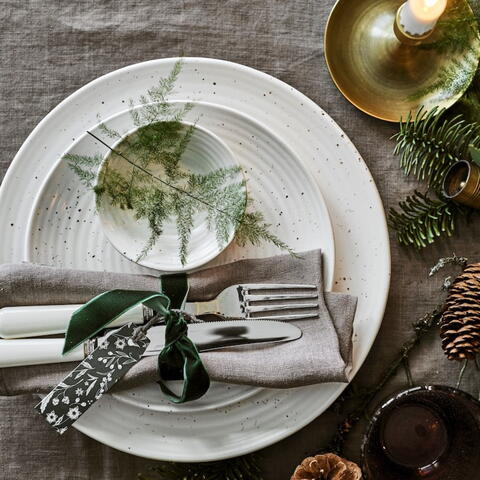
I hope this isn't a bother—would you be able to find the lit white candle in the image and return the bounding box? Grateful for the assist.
[399,0,448,35]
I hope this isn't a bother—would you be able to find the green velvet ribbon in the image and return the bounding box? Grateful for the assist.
[63,281,210,403]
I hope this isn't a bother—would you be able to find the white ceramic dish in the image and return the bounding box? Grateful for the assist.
[96,120,244,271]
[26,99,336,418]
[26,100,335,281]
[0,58,390,461]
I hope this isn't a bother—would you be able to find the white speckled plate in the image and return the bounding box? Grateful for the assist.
[0,58,390,461]
[96,121,245,272]
[26,101,335,281]
[25,99,336,416]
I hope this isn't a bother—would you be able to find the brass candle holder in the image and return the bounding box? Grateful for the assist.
[324,0,479,122]
[443,160,480,209]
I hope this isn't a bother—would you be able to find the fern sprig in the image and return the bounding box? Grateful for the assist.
[393,107,480,191]
[67,60,293,265]
[64,153,104,189]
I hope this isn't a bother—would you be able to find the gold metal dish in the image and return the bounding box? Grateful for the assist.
[324,0,479,122]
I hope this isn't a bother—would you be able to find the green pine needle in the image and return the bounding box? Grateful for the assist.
[137,454,264,480]
[419,0,479,54]
[469,144,480,166]
[393,107,480,191]
[388,191,459,248]
[406,0,480,102]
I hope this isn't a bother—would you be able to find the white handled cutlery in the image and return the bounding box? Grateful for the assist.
[0,320,302,367]
[0,283,318,339]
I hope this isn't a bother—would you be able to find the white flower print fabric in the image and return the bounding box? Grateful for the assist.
[35,323,150,433]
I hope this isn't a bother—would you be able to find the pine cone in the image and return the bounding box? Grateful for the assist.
[440,262,480,361]
[290,453,362,480]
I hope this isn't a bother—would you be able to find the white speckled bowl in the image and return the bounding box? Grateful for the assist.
[96,120,244,272]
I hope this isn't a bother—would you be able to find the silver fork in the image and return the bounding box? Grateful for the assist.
[186,283,319,321]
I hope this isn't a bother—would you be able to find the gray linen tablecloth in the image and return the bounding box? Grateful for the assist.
[2,1,480,479]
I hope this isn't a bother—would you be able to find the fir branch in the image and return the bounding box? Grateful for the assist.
[138,454,264,480]
[388,191,459,249]
[393,107,480,191]
[405,0,480,102]
[449,70,480,122]
[408,54,479,102]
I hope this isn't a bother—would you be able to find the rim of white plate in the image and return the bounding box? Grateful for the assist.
[95,119,244,271]
[1,57,391,460]
[25,98,336,286]
[24,97,338,421]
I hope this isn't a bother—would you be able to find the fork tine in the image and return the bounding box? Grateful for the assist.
[251,313,318,321]
[244,293,318,302]
[247,303,319,313]
[242,284,317,290]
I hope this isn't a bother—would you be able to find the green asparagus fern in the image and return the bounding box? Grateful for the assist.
[66,59,292,265]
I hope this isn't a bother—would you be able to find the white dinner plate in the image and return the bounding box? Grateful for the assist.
[0,58,390,461]
[26,99,336,413]
[26,101,335,282]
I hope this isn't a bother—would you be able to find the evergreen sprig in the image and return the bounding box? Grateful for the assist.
[407,0,480,102]
[137,454,264,480]
[393,107,480,191]
[390,86,480,249]
[66,60,292,265]
[388,191,460,248]
[419,0,479,54]
[456,70,480,122]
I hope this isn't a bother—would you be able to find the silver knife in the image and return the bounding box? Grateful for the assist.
[0,320,302,368]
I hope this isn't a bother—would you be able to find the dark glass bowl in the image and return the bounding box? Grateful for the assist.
[362,385,480,479]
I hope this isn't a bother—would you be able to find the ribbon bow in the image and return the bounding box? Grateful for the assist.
[62,285,210,404]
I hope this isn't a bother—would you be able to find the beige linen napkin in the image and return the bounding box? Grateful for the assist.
[0,250,357,394]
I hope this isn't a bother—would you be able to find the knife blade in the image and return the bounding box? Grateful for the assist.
[0,320,302,368]
[143,320,302,354]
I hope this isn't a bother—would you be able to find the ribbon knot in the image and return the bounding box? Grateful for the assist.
[157,310,210,403]
[163,311,189,345]
[63,289,210,404]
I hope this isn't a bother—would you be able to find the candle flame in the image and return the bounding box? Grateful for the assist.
[408,0,447,22]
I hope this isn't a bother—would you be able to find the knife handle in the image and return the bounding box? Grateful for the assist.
[0,304,145,339]
[0,338,85,368]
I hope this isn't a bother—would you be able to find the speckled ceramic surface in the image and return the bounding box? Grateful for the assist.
[96,119,244,271]
[26,101,335,278]
[0,58,390,461]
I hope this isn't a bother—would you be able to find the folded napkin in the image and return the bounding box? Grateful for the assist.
[0,250,357,395]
